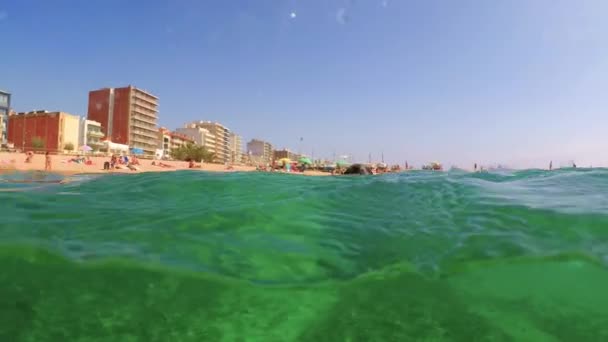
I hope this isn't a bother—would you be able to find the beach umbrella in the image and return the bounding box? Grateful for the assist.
[299,157,312,165]
[130,148,144,155]
[278,158,291,165]
[80,145,92,152]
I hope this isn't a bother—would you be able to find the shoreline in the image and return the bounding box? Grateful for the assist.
[0,152,330,177]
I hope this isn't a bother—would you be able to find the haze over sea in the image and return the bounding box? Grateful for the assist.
[1,169,608,341]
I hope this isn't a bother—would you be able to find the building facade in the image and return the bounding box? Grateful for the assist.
[7,111,80,153]
[186,121,230,163]
[229,133,242,164]
[158,128,171,157]
[0,90,11,145]
[79,118,104,151]
[87,85,158,155]
[246,139,273,163]
[175,125,216,154]
[273,148,300,161]
[158,127,195,158]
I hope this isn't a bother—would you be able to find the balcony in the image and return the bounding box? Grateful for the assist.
[131,119,156,131]
[131,129,158,140]
[131,100,158,113]
[133,91,158,105]
[132,104,157,118]
[131,114,156,126]
[87,130,104,138]
[131,138,157,150]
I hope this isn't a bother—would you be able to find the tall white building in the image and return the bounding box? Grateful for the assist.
[186,121,230,163]
[229,133,242,164]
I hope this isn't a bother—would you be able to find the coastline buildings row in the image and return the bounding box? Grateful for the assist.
[0,85,292,165]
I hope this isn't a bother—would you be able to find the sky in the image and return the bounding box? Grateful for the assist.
[2,0,608,168]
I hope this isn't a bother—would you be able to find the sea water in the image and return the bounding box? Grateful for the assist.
[1,169,608,341]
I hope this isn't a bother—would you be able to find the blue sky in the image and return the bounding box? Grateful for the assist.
[2,0,608,168]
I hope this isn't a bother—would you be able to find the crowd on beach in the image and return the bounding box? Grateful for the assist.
[0,150,258,175]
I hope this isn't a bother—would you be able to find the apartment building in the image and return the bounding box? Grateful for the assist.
[246,139,273,163]
[0,90,11,145]
[186,121,230,163]
[7,110,80,152]
[229,132,242,164]
[158,127,194,158]
[79,118,104,151]
[87,85,158,155]
[175,125,216,154]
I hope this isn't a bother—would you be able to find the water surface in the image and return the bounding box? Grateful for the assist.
[1,169,608,341]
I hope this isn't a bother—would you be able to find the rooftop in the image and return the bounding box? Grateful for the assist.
[190,121,230,131]
[91,85,158,99]
[15,110,78,118]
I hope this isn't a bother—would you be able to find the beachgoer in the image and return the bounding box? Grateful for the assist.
[152,161,172,168]
[549,161,552,171]
[474,163,477,172]
[45,152,51,171]
[25,152,33,163]
[189,160,195,168]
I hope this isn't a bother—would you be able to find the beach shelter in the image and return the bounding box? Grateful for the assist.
[80,145,92,152]
[103,140,129,153]
[130,147,144,155]
[336,160,349,167]
[299,157,312,165]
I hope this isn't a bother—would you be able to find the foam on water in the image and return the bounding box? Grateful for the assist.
[1,169,608,340]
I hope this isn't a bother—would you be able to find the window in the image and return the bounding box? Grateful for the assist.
[0,95,7,107]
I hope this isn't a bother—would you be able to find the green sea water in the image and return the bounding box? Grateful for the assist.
[1,169,608,341]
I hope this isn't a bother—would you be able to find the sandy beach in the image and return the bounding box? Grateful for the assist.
[0,152,328,176]
[0,152,256,175]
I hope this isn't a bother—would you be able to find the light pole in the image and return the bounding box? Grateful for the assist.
[298,137,303,156]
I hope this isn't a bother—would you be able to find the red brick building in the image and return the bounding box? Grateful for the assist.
[7,111,81,153]
[87,86,158,155]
